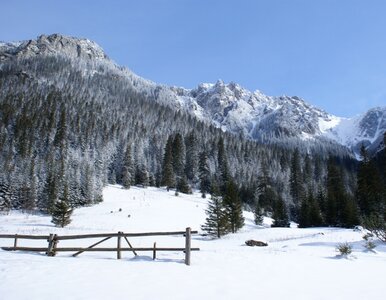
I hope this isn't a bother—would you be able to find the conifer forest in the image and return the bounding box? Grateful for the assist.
[0,38,385,230]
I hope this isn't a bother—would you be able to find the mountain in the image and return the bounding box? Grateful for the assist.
[1,34,384,156]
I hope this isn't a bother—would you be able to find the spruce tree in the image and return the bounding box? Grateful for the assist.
[135,164,149,187]
[0,179,11,212]
[298,196,311,228]
[176,175,192,194]
[309,192,323,227]
[223,180,244,233]
[198,151,211,198]
[289,148,304,210]
[254,202,264,225]
[326,156,340,225]
[51,199,73,227]
[172,133,185,177]
[184,132,198,182]
[357,145,383,217]
[272,196,290,227]
[161,136,175,188]
[341,196,359,227]
[217,137,230,190]
[201,184,229,238]
[121,144,134,189]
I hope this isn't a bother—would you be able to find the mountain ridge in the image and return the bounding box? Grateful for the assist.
[1,33,385,156]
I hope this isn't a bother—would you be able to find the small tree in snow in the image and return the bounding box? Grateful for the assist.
[201,185,229,238]
[51,200,73,227]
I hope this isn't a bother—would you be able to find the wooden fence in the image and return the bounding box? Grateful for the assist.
[0,228,199,265]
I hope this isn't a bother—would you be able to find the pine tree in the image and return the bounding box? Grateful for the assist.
[256,160,275,211]
[121,144,134,189]
[135,163,149,187]
[326,156,340,225]
[272,196,290,227]
[217,137,230,190]
[298,196,311,228]
[184,132,198,182]
[309,192,323,227]
[0,179,11,212]
[44,168,58,213]
[341,196,359,227]
[161,136,175,188]
[198,151,211,198]
[53,105,67,149]
[357,144,383,217]
[201,184,229,238]
[223,180,244,233]
[51,199,73,227]
[176,175,192,194]
[289,148,304,210]
[298,190,322,228]
[254,202,264,225]
[172,133,185,177]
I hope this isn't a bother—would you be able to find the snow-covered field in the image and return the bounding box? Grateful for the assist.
[1,185,385,300]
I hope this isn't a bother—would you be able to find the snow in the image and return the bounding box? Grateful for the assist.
[318,115,342,133]
[1,185,386,300]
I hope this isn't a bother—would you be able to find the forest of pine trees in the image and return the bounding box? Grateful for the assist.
[0,50,385,232]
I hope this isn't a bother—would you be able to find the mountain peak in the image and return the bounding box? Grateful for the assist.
[0,33,108,61]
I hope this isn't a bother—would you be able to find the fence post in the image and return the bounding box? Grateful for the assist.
[47,233,55,256]
[14,234,18,250]
[153,242,156,260]
[52,234,58,256]
[117,231,122,259]
[185,227,191,266]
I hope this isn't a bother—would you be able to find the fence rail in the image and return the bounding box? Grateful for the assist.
[0,228,200,265]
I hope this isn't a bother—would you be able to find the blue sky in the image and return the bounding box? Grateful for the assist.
[1,0,386,117]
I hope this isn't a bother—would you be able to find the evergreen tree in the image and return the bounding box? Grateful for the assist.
[51,199,73,227]
[223,180,244,233]
[161,136,175,188]
[341,196,359,227]
[184,132,198,182]
[326,156,340,225]
[289,148,304,210]
[176,175,192,194]
[298,190,322,228]
[198,151,211,198]
[256,160,275,211]
[121,144,134,189]
[217,137,230,189]
[135,163,149,187]
[201,184,229,238]
[316,186,326,222]
[53,105,67,149]
[0,179,11,212]
[44,168,58,213]
[172,133,185,177]
[357,145,383,217]
[254,202,264,225]
[298,196,311,228]
[309,192,323,227]
[272,196,290,227]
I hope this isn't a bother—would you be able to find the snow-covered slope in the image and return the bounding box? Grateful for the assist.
[1,185,386,300]
[324,107,386,155]
[1,34,385,156]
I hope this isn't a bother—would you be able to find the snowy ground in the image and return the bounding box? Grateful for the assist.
[1,185,386,300]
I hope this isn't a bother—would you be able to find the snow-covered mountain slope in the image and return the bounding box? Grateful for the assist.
[1,185,386,300]
[324,107,386,155]
[1,34,385,156]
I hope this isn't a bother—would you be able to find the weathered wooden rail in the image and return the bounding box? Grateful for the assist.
[0,228,200,265]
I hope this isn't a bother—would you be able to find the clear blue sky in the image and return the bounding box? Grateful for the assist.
[1,0,386,117]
